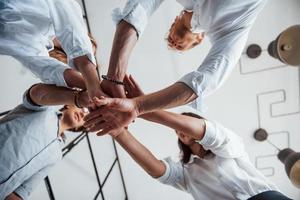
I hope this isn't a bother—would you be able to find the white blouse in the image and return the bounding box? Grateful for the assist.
[112,0,267,111]
[157,120,279,200]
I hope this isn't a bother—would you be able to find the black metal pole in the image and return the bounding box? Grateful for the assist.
[112,139,128,199]
[44,176,55,200]
[85,133,105,200]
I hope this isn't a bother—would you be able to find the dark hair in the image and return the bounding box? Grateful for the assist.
[68,126,85,133]
[178,112,204,164]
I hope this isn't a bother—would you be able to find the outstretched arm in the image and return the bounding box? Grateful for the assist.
[101,21,138,98]
[28,84,90,108]
[141,111,205,141]
[73,56,103,99]
[101,0,165,97]
[124,75,205,140]
[48,0,104,99]
[63,68,86,89]
[4,193,21,200]
[114,129,166,178]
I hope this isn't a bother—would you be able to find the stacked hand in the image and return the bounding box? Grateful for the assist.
[84,74,144,136]
[84,83,109,111]
[100,78,126,98]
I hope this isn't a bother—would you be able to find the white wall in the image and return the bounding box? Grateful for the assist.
[0,0,299,199]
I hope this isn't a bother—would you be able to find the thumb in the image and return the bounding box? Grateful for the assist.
[92,96,122,109]
[92,96,112,107]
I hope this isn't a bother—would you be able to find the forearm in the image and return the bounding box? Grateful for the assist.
[141,111,205,140]
[107,20,138,80]
[136,82,197,115]
[63,68,86,89]
[5,193,22,200]
[29,84,77,106]
[73,56,100,90]
[115,129,166,178]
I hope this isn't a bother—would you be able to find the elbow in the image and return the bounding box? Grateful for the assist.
[148,171,163,179]
[147,161,166,179]
[29,84,47,105]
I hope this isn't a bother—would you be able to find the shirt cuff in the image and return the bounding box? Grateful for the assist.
[14,185,30,200]
[156,159,171,183]
[198,120,217,147]
[53,64,69,87]
[67,48,97,69]
[22,88,47,111]
[177,71,208,111]
[111,2,148,37]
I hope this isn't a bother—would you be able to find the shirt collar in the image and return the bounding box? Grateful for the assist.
[186,151,215,164]
[176,0,206,33]
[56,112,66,142]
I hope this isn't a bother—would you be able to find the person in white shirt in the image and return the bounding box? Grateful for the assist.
[93,75,291,200]
[87,0,267,133]
[0,0,104,99]
[48,34,98,90]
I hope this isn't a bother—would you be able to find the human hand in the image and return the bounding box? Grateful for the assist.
[87,87,111,111]
[108,128,126,138]
[83,96,139,135]
[76,90,91,108]
[124,74,144,98]
[87,84,108,98]
[100,79,126,98]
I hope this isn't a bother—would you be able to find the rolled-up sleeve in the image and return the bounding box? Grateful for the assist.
[157,157,186,191]
[178,26,251,111]
[47,0,96,68]
[14,55,69,87]
[112,0,165,37]
[22,88,48,111]
[199,120,247,158]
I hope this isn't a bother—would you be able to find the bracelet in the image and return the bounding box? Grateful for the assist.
[101,75,124,86]
[74,90,83,108]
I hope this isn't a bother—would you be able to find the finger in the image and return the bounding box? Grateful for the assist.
[124,80,131,95]
[84,114,105,128]
[89,122,111,132]
[96,131,107,136]
[96,127,113,136]
[88,102,97,111]
[84,109,104,121]
[124,74,130,81]
[127,74,136,89]
[90,114,115,132]
[84,117,105,128]
[92,96,109,107]
[129,75,143,93]
[128,74,137,87]
[124,75,133,93]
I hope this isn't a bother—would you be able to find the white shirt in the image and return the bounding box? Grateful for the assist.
[157,120,279,200]
[112,0,267,110]
[0,0,96,87]
[0,90,63,200]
